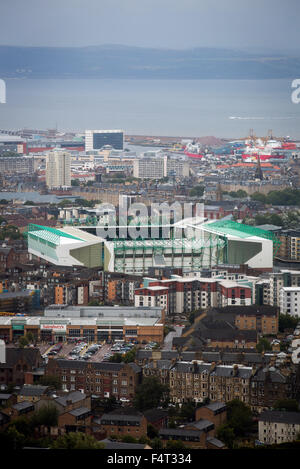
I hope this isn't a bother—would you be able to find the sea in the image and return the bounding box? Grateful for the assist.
[0,78,300,139]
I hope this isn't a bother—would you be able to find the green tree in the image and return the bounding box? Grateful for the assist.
[180,401,195,421]
[8,416,32,438]
[31,404,59,429]
[0,425,25,450]
[216,424,235,449]
[109,353,123,363]
[122,347,136,363]
[188,311,196,325]
[189,185,204,197]
[147,424,159,439]
[226,399,254,437]
[133,376,169,411]
[57,199,73,207]
[256,337,272,353]
[88,299,101,306]
[273,399,299,412]
[168,418,177,429]
[38,374,62,390]
[151,437,162,450]
[166,440,185,450]
[51,432,104,449]
[121,435,138,443]
[71,179,80,186]
[25,332,35,344]
[251,192,267,203]
[18,336,29,348]
[279,313,299,332]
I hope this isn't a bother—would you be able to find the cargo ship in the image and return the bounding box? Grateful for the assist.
[240,137,296,161]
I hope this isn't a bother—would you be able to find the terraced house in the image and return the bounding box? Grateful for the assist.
[169,361,253,405]
[46,358,141,400]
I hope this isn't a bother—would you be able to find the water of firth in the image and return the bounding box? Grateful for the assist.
[1,78,299,139]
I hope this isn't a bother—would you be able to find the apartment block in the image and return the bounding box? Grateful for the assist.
[280,287,300,317]
[258,411,300,445]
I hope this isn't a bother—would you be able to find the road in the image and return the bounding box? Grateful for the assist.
[162,325,184,351]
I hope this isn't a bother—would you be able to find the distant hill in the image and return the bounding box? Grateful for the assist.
[0,44,299,79]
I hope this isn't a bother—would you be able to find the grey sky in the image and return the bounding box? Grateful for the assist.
[0,0,300,51]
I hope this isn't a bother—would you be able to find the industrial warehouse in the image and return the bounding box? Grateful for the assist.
[26,218,278,275]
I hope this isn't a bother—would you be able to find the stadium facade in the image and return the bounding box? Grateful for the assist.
[26,219,278,275]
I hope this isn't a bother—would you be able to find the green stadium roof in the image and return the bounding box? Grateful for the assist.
[26,224,83,245]
[203,220,281,256]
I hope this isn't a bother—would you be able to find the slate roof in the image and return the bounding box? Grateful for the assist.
[69,407,91,417]
[54,359,141,373]
[204,402,226,414]
[0,394,12,400]
[252,368,287,383]
[101,439,148,450]
[259,411,300,425]
[100,408,143,423]
[12,401,35,412]
[55,391,87,407]
[159,428,202,438]
[143,408,168,424]
[206,437,225,448]
[20,385,48,397]
[1,347,42,369]
[144,360,172,370]
[188,419,214,431]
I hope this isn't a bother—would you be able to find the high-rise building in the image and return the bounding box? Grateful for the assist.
[133,155,189,179]
[46,149,71,189]
[85,130,124,152]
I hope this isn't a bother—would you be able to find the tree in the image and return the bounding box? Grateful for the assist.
[18,336,29,348]
[166,440,185,450]
[51,432,104,449]
[188,311,196,325]
[8,416,32,438]
[109,353,122,363]
[38,374,62,390]
[0,425,25,450]
[256,337,272,353]
[23,200,35,205]
[88,299,101,306]
[279,313,299,332]
[121,435,138,443]
[133,376,169,411]
[122,347,136,363]
[216,424,235,449]
[251,192,267,204]
[25,332,35,344]
[180,401,195,421]
[168,418,177,429]
[31,404,59,429]
[189,185,204,197]
[226,399,254,437]
[273,399,299,412]
[71,179,80,186]
[151,437,162,450]
[147,424,159,439]
[57,199,73,208]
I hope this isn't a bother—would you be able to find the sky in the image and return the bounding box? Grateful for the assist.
[0,0,300,52]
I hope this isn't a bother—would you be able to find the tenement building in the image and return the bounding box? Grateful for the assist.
[45,358,141,401]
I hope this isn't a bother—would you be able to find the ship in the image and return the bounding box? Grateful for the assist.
[240,137,295,161]
[184,142,204,159]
